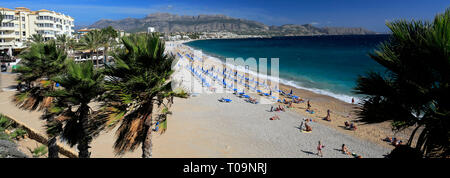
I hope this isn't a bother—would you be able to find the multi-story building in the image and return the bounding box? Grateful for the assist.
[0,7,75,55]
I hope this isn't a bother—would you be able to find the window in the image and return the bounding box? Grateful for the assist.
[16,39,20,42]
[23,31,26,36]
[22,24,25,28]
[0,39,5,43]
[37,23,54,28]
[1,23,15,27]
[22,17,25,21]
[3,15,14,20]
[15,31,19,35]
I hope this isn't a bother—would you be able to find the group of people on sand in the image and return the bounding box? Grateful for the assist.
[299,118,313,132]
[315,141,361,158]
[383,137,404,147]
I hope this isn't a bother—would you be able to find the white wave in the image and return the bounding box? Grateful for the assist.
[183,43,362,104]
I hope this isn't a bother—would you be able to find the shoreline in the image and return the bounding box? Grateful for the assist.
[169,41,413,150]
[181,40,361,104]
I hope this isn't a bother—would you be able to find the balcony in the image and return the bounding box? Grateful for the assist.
[0,26,15,31]
[0,33,17,39]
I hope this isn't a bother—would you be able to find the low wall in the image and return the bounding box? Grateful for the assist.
[1,113,78,158]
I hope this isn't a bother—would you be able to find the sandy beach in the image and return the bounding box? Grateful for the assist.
[0,40,399,158]
[166,40,413,153]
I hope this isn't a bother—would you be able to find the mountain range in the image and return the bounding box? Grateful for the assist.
[84,13,378,36]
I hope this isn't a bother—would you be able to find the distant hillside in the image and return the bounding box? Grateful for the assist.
[86,13,377,36]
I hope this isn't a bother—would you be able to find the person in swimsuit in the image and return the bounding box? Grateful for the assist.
[305,122,312,132]
[317,141,324,157]
[307,100,311,111]
[342,144,350,155]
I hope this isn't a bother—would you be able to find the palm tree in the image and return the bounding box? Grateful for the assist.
[56,34,69,52]
[13,41,68,158]
[79,30,103,68]
[100,26,118,64]
[29,34,45,44]
[101,33,187,158]
[354,8,450,158]
[47,61,105,158]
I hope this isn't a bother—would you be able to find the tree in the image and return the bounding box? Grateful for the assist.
[100,26,118,64]
[56,34,69,52]
[47,61,105,158]
[354,8,450,158]
[13,41,68,158]
[79,30,103,68]
[101,33,187,158]
[28,34,45,44]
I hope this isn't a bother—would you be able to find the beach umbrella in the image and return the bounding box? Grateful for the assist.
[257,90,261,93]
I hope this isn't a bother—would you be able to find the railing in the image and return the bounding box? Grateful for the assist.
[0,33,17,38]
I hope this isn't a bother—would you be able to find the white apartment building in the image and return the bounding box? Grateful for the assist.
[0,7,75,55]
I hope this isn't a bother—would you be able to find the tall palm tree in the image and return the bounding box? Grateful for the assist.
[79,30,103,68]
[101,26,118,64]
[13,41,68,158]
[47,61,105,158]
[56,34,69,52]
[101,33,187,158]
[354,8,450,158]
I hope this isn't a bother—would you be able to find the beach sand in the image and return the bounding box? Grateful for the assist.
[0,40,402,158]
[168,40,414,152]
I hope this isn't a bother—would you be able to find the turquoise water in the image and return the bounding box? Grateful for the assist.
[185,35,389,102]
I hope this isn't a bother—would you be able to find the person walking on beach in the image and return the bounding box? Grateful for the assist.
[317,141,324,157]
[307,100,311,111]
[351,98,355,104]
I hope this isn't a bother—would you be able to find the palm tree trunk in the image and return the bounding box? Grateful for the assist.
[90,50,94,65]
[142,104,154,158]
[95,50,99,68]
[77,104,92,158]
[47,136,59,158]
[103,46,108,64]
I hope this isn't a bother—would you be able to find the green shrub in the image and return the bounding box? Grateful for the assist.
[9,128,27,140]
[28,145,48,158]
[0,115,13,129]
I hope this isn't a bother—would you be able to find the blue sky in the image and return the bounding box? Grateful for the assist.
[1,0,449,32]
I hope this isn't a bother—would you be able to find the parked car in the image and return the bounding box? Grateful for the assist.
[1,64,7,72]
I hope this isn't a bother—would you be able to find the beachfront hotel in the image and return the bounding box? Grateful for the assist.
[0,7,75,55]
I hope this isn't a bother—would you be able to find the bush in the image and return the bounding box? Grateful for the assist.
[9,128,27,140]
[28,145,48,158]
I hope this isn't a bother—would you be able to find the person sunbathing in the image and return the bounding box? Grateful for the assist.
[304,123,312,132]
[345,121,350,128]
[270,115,280,120]
[349,123,357,130]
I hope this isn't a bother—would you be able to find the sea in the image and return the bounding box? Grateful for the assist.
[184,35,390,103]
